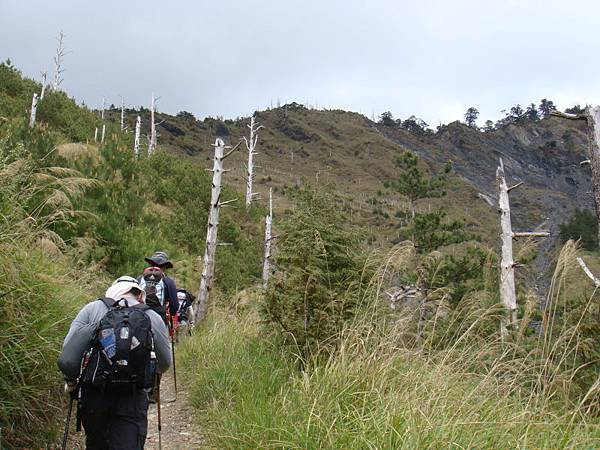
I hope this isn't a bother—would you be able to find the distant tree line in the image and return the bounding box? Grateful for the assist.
[378,99,586,135]
[378,111,433,135]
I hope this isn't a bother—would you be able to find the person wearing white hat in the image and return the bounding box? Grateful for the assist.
[58,276,172,449]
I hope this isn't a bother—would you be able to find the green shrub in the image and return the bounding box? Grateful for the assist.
[559,208,598,250]
[261,187,366,359]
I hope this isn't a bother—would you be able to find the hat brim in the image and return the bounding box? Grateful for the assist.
[106,281,147,303]
[144,257,173,269]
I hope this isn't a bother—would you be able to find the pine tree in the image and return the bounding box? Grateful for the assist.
[385,151,448,218]
[464,107,479,127]
[539,98,556,117]
[261,187,365,359]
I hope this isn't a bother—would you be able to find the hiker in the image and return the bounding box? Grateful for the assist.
[138,251,179,330]
[176,288,195,336]
[58,275,172,450]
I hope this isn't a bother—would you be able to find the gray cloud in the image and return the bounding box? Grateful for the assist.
[1,0,598,126]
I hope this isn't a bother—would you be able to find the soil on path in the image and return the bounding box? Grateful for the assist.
[145,368,204,449]
[56,367,203,449]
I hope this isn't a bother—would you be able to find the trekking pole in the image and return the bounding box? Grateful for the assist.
[61,397,74,450]
[168,301,178,397]
[156,373,162,450]
[171,333,177,396]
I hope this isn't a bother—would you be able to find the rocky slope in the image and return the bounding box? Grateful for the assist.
[113,104,593,251]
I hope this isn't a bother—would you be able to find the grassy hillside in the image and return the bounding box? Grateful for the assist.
[108,101,591,254]
[0,62,264,448]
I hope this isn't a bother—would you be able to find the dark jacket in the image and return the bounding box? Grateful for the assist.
[162,275,179,316]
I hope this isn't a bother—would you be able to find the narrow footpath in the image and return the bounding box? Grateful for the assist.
[145,368,204,449]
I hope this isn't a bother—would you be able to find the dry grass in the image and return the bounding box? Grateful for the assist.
[182,241,600,449]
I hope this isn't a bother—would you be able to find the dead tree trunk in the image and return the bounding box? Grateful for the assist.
[262,187,273,290]
[243,115,264,207]
[120,96,125,131]
[94,127,98,142]
[195,139,239,322]
[101,97,105,121]
[148,93,157,156]
[497,158,549,339]
[40,71,47,100]
[497,158,518,339]
[29,93,38,128]
[51,31,66,91]
[134,116,141,158]
[585,106,600,246]
[101,124,106,144]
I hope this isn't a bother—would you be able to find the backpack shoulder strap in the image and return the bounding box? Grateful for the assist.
[99,297,117,309]
[132,303,151,313]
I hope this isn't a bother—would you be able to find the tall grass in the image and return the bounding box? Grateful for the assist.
[181,242,600,449]
[0,148,104,447]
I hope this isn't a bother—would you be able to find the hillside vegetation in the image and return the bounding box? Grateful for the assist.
[0,62,263,448]
[1,59,599,449]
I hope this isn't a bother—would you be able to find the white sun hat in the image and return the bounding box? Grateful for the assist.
[105,275,146,303]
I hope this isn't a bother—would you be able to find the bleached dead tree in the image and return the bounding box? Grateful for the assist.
[243,115,264,207]
[497,157,549,339]
[101,97,106,121]
[551,107,600,248]
[94,127,98,142]
[101,124,106,144]
[195,139,240,322]
[120,96,125,131]
[148,93,158,156]
[51,31,67,91]
[262,188,274,290]
[40,71,47,100]
[577,257,600,287]
[29,93,38,128]
[134,116,141,158]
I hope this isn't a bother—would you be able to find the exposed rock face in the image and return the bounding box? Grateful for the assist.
[159,120,186,137]
[378,117,592,236]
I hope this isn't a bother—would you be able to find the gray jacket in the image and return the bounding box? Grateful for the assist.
[58,298,172,381]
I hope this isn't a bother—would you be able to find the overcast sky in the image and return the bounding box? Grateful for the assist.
[1,0,598,126]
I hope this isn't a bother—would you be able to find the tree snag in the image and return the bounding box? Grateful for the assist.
[40,71,47,100]
[243,115,264,207]
[262,187,274,290]
[29,93,38,128]
[134,116,141,159]
[497,157,549,339]
[51,31,67,91]
[148,93,158,156]
[195,139,240,322]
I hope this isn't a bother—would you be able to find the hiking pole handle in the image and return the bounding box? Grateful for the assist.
[61,397,74,450]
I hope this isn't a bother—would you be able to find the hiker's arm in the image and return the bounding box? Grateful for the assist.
[165,277,179,316]
[148,311,172,373]
[57,301,104,380]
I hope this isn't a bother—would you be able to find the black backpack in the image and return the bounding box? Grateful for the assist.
[82,298,155,394]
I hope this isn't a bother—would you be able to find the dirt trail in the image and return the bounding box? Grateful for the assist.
[57,367,203,449]
[145,368,204,449]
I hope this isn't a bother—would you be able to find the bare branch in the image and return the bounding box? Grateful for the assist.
[512,231,550,238]
[507,181,523,192]
[223,140,242,160]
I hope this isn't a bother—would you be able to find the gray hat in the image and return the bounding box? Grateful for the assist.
[144,251,173,269]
